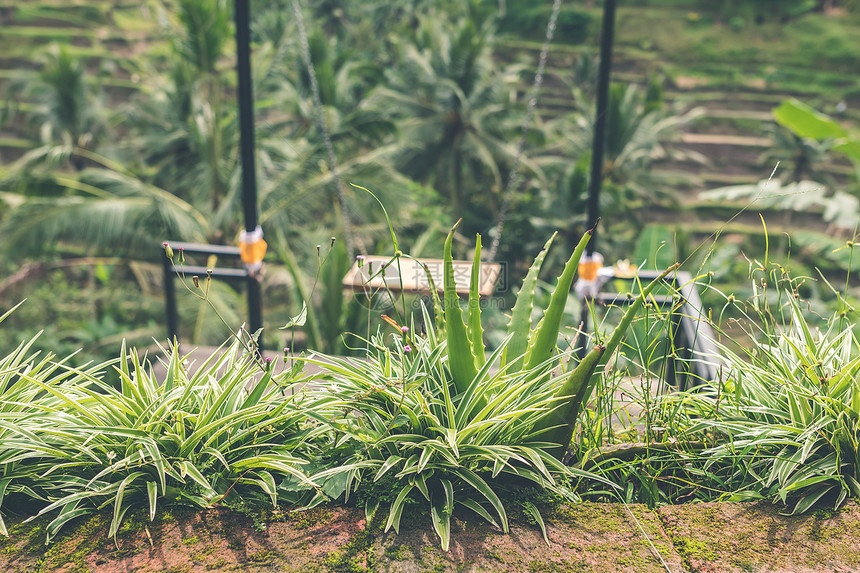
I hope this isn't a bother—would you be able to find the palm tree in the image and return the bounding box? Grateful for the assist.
[759,123,832,183]
[0,0,234,257]
[254,7,426,256]
[0,0,442,351]
[547,78,703,224]
[20,44,106,152]
[363,9,536,232]
[1,44,109,186]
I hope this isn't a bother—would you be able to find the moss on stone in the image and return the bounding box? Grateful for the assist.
[527,560,582,572]
[324,526,373,572]
[287,506,335,530]
[204,556,229,570]
[247,548,279,563]
[671,535,719,562]
[383,543,410,560]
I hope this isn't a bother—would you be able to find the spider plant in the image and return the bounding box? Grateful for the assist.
[692,289,860,514]
[303,312,604,551]
[435,220,679,459]
[0,302,93,536]
[648,252,860,515]
[0,335,321,542]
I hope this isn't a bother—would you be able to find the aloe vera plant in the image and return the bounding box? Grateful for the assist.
[531,265,679,458]
[439,222,679,459]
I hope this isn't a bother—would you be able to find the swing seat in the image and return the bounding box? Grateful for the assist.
[342,256,502,298]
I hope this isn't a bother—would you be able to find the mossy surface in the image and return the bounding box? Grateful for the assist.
[0,509,149,573]
[286,506,335,530]
[4,501,860,571]
[658,500,860,573]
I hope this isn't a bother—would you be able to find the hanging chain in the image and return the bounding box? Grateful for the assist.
[290,0,356,256]
[487,0,562,262]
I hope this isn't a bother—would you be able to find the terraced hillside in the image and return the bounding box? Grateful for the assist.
[501,3,860,256]
[0,1,160,166]
[3,0,859,270]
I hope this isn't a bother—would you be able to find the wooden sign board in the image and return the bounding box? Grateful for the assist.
[342,256,502,298]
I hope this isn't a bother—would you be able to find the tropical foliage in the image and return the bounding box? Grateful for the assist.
[706,294,860,514]
[3,0,860,553]
[0,220,683,549]
[6,214,860,549]
[0,0,715,359]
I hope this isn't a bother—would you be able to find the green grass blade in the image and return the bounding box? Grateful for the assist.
[178,461,213,491]
[385,484,414,534]
[147,481,158,521]
[366,498,379,525]
[164,342,180,393]
[457,497,501,530]
[419,262,446,335]
[201,447,230,470]
[352,184,398,251]
[790,484,836,514]
[249,470,278,507]
[46,506,91,544]
[241,367,273,410]
[0,478,11,537]
[374,456,403,482]
[0,301,25,324]
[451,467,508,533]
[231,456,315,486]
[110,471,144,538]
[522,501,549,545]
[598,264,680,372]
[430,479,454,551]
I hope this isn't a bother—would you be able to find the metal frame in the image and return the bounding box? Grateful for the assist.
[158,0,265,346]
[591,270,721,390]
[161,241,262,344]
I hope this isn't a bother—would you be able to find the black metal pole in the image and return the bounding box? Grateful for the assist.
[234,0,264,340]
[578,0,616,358]
[585,0,616,257]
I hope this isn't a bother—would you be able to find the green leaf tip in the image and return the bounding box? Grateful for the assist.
[444,222,477,395]
[504,233,557,370]
[525,230,592,370]
[468,233,486,367]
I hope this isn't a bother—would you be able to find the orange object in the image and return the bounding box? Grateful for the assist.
[240,238,267,265]
[578,253,603,281]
